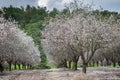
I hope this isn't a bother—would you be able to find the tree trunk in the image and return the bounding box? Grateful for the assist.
[27,64,29,69]
[9,62,12,71]
[30,65,32,69]
[82,63,87,74]
[0,63,4,72]
[63,60,67,68]
[113,61,116,67]
[100,60,103,66]
[68,61,72,69]
[96,61,99,67]
[14,63,17,70]
[118,61,120,66]
[72,56,79,70]
[73,61,77,70]
[106,59,109,66]
[18,64,21,70]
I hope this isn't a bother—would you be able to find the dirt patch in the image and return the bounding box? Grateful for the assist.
[0,67,120,80]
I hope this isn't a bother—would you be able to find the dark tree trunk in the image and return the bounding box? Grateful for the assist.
[113,61,116,67]
[96,61,99,67]
[0,63,4,72]
[22,63,26,70]
[63,60,67,68]
[100,60,103,66]
[73,61,77,70]
[14,63,17,70]
[118,61,120,66]
[82,63,87,74]
[27,64,30,69]
[30,65,32,69]
[106,59,109,66]
[72,56,79,70]
[68,61,72,69]
[81,53,87,74]
[18,64,21,70]
[9,62,12,71]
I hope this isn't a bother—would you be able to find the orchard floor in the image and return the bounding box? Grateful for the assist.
[0,67,120,80]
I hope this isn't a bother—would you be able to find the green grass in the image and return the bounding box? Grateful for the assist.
[111,62,119,67]
[66,61,81,68]
[50,65,57,69]
[11,64,14,70]
[77,64,81,68]
[4,62,120,71]
[4,64,28,70]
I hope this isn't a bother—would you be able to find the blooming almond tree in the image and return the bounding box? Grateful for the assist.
[42,16,74,68]
[0,17,41,72]
[69,12,120,73]
[42,9,120,73]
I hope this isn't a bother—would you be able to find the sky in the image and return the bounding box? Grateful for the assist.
[0,0,120,13]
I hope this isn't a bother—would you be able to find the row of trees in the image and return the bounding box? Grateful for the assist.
[0,5,120,69]
[0,17,41,72]
[41,8,120,73]
[0,2,120,71]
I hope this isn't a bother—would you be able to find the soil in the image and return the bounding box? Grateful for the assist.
[0,67,120,80]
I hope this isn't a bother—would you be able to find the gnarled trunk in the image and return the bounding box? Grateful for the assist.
[82,63,87,74]
[72,56,79,70]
